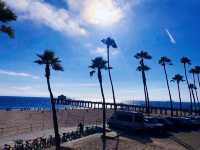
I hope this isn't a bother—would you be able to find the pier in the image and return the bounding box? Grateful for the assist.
[56,98,194,117]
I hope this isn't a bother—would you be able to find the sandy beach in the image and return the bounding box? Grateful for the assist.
[0,109,113,139]
[1,109,200,150]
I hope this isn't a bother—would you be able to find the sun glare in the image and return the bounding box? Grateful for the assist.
[82,0,123,27]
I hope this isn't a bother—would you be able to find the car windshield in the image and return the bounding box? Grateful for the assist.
[147,118,158,123]
[116,113,132,122]
[135,115,144,123]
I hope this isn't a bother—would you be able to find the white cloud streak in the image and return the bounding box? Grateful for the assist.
[0,69,39,79]
[11,86,32,91]
[165,28,176,44]
[4,0,87,36]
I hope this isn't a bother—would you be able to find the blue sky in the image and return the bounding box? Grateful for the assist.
[0,0,200,102]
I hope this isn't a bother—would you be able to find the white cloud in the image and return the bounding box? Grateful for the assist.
[0,69,39,79]
[4,0,87,36]
[0,85,48,96]
[92,47,119,57]
[95,47,107,56]
[165,28,176,44]
[67,0,124,27]
[11,86,32,91]
[54,82,97,88]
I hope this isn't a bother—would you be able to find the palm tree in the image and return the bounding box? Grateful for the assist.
[101,37,118,112]
[171,74,184,114]
[34,50,63,150]
[180,57,193,113]
[89,57,108,138]
[134,51,152,114]
[194,66,200,88]
[189,83,197,112]
[0,0,17,38]
[136,64,151,113]
[159,56,173,116]
[189,68,200,109]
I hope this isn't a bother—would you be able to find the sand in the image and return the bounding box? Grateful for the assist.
[0,109,113,138]
[1,109,200,150]
[59,130,200,150]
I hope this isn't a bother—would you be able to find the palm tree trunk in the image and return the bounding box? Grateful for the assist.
[163,65,173,116]
[197,74,200,111]
[98,68,106,138]
[107,45,117,112]
[141,71,148,113]
[46,65,60,150]
[197,74,200,88]
[144,72,150,114]
[177,82,182,115]
[140,59,148,113]
[192,73,200,111]
[184,64,193,114]
[191,88,197,113]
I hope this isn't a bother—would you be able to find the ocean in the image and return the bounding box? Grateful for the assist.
[0,96,51,110]
[0,96,192,110]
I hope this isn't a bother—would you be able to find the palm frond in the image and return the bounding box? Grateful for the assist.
[90,70,96,77]
[34,60,44,65]
[158,56,172,66]
[101,39,107,45]
[134,50,152,60]
[194,66,200,73]
[170,79,175,82]
[52,63,64,71]
[101,37,117,48]
[90,57,108,70]
[189,68,196,74]
[188,83,195,89]
[0,0,17,22]
[35,50,63,72]
[171,74,184,83]
[180,57,191,65]
[0,25,14,38]
[137,64,150,72]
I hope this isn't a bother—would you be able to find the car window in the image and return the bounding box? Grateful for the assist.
[135,115,144,123]
[116,114,132,122]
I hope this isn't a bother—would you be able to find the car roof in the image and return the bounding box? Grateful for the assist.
[115,111,143,116]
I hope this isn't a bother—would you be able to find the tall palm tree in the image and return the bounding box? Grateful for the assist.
[180,57,193,113]
[34,50,63,150]
[189,83,197,112]
[89,57,108,138]
[159,56,173,116]
[194,66,200,88]
[189,68,200,108]
[0,0,17,38]
[134,51,152,114]
[136,64,151,113]
[171,74,184,114]
[101,37,118,112]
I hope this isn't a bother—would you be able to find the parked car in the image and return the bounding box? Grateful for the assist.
[166,117,193,129]
[156,117,174,130]
[186,116,200,128]
[144,116,164,132]
[108,111,145,131]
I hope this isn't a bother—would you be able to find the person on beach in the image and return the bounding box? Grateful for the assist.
[78,122,84,136]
